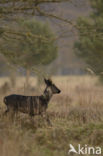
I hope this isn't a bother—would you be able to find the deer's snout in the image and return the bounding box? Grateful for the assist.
[58,89,61,93]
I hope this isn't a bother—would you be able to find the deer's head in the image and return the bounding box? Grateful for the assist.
[44,79,61,94]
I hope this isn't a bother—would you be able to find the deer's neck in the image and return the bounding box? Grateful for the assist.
[43,86,53,103]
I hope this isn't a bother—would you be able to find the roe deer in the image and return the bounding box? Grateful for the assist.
[3,79,61,123]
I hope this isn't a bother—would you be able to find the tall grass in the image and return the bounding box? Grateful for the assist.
[0,76,103,156]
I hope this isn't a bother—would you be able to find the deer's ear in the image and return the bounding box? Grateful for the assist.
[47,79,52,86]
[44,78,48,84]
[48,79,52,83]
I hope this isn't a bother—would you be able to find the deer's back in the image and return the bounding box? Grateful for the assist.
[4,94,48,115]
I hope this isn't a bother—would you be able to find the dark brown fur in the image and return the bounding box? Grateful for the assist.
[3,79,61,121]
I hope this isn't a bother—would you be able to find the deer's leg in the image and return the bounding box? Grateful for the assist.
[7,104,18,122]
[29,106,35,124]
[29,112,34,117]
[29,109,34,120]
[3,105,9,116]
[3,108,9,116]
[41,112,52,126]
[29,113,35,125]
[4,108,9,114]
[29,101,34,117]
[9,108,15,121]
[46,113,52,126]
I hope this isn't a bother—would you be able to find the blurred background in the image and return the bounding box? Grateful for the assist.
[0,0,91,77]
[0,0,103,92]
[0,0,102,83]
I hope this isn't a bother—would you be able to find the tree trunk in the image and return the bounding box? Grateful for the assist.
[10,69,16,89]
[25,68,31,89]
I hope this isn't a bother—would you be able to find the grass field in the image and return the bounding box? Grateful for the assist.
[0,76,103,156]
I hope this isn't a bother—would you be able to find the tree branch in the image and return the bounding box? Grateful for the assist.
[0,27,54,42]
[36,6,77,27]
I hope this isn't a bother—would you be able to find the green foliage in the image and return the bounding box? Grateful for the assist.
[91,0,103,15]
[74,0,103,75]
[0,19,57,70]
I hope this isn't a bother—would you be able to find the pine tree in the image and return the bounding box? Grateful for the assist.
[0,19,57,87]
[74,0,103,78]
